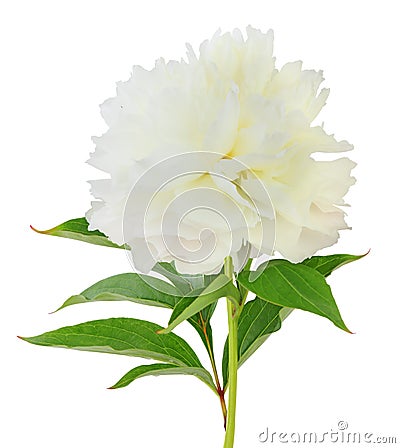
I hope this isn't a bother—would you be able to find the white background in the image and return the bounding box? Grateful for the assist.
[2,1,399,447]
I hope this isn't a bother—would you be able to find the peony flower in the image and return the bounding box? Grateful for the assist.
[86,26,355,274]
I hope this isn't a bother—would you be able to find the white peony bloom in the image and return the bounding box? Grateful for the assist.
[86,26,355,274]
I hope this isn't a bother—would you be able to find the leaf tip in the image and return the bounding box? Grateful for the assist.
[341,324,354,334]
[351,249,370,262]
[49,304,64,314]
[18,335,39,344]
[30,224,48,235]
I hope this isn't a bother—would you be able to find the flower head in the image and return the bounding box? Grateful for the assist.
[87,26,355,274]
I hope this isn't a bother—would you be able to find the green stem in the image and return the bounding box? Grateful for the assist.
[237,258,252,316]
[223,256,238,448]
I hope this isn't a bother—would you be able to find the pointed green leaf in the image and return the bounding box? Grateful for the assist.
[54,273,182,312]
[221,252,366,385]
[301,252,368,277]
[20,318,202,368]
[238,260,351,333]
[109,363,216,393]
[31,217,125,249]
[158,274,240,334]
[54,273,215,360]
[222,298,282,387]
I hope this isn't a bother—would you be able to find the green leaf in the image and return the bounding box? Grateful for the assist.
[152,262,193,295]
[54,273,182,312]
[301,252,368,277]
[221,253,366,385]
[53,273,216,361]
[153,262,220,295]
[151,263,219,341]
[31,217,125,249]
[237,260,351,333]
[109,363,216,392]
[222,298,282,387]
[158,274,241,334]
[20,318,203,368]
[168,295,202,326]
